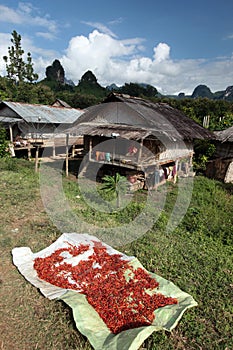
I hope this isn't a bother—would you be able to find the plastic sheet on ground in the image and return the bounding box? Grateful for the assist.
[12,233,198,350]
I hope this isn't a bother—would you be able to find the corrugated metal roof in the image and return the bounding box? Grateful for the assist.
[1,101,83,124]
[0,116,21,123]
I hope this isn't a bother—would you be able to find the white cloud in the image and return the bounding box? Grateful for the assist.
[1,25,233,95]
[82,21,118,38]
[36,32,56,40]
[153,43,170,62]
[61,30,142,82]
[0,33,11,74]
[0,3,58,35]
[225,34,233,40]
[108,17,124,26]
[0,33,11,50]
[59,30,233,95]
[0,5,22,24]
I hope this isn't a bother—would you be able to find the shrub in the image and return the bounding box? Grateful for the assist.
[0,126,10,158]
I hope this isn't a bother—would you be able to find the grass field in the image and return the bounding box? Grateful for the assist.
[0,158,232,350]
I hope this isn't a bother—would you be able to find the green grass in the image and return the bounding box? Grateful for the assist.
[0,158,232,350]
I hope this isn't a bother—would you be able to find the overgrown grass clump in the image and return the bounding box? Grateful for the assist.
[0,158,232,350]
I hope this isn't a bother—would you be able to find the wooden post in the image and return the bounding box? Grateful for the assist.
[28,144,31,161]
[53,136,56,157]
[137,139,143,164]
[72,144,75,158]
[89,137,93,161]
[65,133,69,177]
[35,146,39,172]
[9,125,13,143]
[113,138,116,162]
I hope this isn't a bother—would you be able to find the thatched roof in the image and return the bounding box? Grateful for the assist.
[214,126,233,143]
[67,93,212,141]
[68,122,152,140]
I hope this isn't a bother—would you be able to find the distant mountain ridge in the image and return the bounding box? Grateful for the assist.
[107,82,233,101]
[189,84,233,101]
[41,60,233,101]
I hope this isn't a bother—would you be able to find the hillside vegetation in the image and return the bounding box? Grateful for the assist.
[1,69,233,130]
[0,158,232,350]
[1,30,233,130]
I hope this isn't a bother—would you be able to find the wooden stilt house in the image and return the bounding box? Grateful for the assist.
[66,93,213,189]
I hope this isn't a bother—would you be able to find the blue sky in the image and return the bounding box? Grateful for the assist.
[0,0,233,95]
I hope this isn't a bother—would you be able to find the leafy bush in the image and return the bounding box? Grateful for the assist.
[0,126,10,158]
[0,157,34,172]
[193,139,216,173]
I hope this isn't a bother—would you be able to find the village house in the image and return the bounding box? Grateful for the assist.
[206,126,233,183]
[66,93,212,190]
[0,100,83,157]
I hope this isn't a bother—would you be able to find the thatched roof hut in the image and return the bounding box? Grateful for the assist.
[66,93,214,188]
[69,93,212,142]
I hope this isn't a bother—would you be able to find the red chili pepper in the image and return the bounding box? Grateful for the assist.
[33,241,178,334]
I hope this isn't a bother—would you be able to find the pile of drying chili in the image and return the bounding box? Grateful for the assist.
[33,240,178,334]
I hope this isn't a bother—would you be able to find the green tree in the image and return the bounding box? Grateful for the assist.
[0,76,55,104]
[14,81,37,102]
[77,71,107,98]
[119,82,158,98]
[32,84,55,104]
[217,113,233,130]
[3,30,38,83]
[25,52,38,83]
[0,76,15,100]
[69,92,100,108]
[167,97,233,130]
[193,140,216,173]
